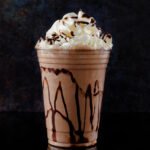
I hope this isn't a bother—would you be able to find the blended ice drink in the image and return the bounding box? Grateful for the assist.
[35,10,113,147]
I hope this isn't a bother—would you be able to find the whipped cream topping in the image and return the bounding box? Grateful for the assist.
[36,10,113,50]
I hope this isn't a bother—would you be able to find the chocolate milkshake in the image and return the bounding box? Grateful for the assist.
[35,10,112,147]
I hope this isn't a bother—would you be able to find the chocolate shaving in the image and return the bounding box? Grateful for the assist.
[54,36,59,39]
[76,21,89,24]
[97,26,101,30]
[62,32,66,36]
[71,16,78,19]
[102,34,105,39]
[60,35,64,38]
[52,33,57,37]
[100,33,104,39]
[64,17,68,19]
[82,13,90,18]
[70,31,74,36]
[38,38,42,42]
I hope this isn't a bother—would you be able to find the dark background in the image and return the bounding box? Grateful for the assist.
[0,0,149,112]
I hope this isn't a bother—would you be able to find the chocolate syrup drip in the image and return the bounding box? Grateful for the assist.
[75,85,82,133]
[44,77,56,141]
[41,67,102,143]
[93,80,100,96]
[85,84,93,130]
[96,93,101,131]
[55,82,69,118]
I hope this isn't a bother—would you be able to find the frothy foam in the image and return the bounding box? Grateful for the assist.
[36,10,113,50]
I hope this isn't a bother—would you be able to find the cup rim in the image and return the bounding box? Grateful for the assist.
[35,47,111,53]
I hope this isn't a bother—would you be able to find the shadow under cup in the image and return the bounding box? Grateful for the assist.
[36,49,110,147]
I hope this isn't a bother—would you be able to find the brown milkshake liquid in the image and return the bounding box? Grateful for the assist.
[36,49,110,147]
[35,9,112,147]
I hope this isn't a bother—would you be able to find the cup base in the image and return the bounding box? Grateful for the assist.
[48,140,97,148]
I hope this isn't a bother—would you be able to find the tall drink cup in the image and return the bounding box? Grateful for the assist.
[36,48,110,147]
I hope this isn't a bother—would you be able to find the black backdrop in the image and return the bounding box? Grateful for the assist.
[0,0,149,112]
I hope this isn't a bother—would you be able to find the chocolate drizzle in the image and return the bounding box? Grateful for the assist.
[71,16,78,19]
[106,34,112,39]
[41,67,102,143]
[82,13,90,18]
[76,21,89,25]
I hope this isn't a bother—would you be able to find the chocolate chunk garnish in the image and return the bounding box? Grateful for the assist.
[82,13,90,18]
[76,21,89,24]
[106,34,112,39]
[90,18,95,23]
[47,38,53,45]
[53,36,59,41]
[64,17,68,19]
[70,31,74,36]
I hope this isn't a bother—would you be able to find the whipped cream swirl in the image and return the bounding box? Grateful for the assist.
[36,10,113,50]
